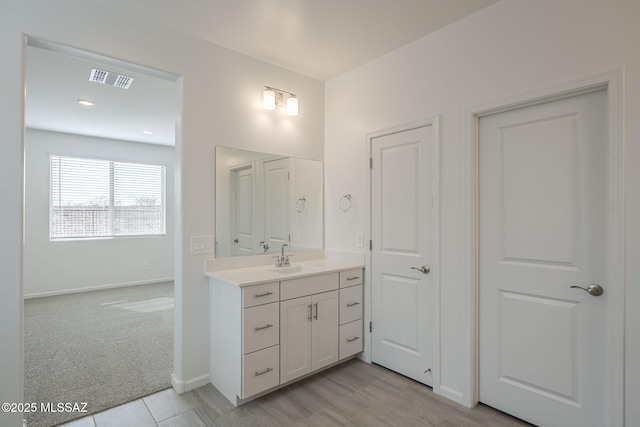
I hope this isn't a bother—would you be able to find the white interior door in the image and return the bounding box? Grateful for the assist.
[231,164,255,256]
[264,158,290,251]
[479,88,612,426]
[371,125,437,386]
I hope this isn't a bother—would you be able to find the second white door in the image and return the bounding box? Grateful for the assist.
[371,124,438,385]
[478,88,613,426]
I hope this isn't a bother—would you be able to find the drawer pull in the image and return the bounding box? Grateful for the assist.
[346,276,360,281]
[254,367,274,377]
[254,324,274,331]
[346,301,360,307]
[255,291,274,298]
[347,336,360,342]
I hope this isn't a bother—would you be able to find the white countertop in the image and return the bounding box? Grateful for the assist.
[206,258,364,287]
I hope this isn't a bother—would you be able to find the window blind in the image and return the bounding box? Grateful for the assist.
[50,155,166,239]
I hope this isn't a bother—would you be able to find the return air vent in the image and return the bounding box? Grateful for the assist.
[113,74,134,89]
[89,68,109,84]
[88,68,134,89]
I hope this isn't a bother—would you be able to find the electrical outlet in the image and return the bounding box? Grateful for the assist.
[191,235,214,255]
[356,232,364,248]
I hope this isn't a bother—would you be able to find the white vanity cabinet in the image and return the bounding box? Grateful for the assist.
[208,262,363,406]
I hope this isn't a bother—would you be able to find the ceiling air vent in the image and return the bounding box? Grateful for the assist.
[89,68,109,84]
[113,74,134,89]
[88,68,134,89]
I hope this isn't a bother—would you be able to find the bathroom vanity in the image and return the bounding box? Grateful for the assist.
[207,258,364,406]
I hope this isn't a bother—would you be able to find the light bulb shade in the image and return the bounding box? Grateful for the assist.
[263,89,276,110]
[287,96,299,116]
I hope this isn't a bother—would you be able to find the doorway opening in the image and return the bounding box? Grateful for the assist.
[23,38,180,426]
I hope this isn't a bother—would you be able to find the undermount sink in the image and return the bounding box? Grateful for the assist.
[271,265,321,275]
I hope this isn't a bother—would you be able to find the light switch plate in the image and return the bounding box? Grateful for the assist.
[191,235,214,255]
[356,232,364,248]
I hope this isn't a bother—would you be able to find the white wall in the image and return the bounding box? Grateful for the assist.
[0,3,25,424]
[24,129,175,297]
[324,0,640,424]
[1,1,324,425]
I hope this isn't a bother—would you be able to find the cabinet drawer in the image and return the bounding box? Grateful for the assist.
[280,273,338,300]
[242,281,279,308]
[339,285,363,325]
[339,319,363,360]
[242,345,279,398]
[243,302,279,354]
[339,269,363,288]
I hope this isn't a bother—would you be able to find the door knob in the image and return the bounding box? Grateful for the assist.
[570,284,604,297]
[411,265,431,275]
[233,238,238,243]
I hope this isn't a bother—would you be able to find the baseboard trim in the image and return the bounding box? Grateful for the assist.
[172,373,211,394]
[23,277,174,299]
[171,374,185,394]
[439,385,467,407]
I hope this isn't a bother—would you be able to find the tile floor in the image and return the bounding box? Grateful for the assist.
[57,359,534,427]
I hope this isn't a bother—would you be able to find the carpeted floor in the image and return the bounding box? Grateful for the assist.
[24,281,174,427]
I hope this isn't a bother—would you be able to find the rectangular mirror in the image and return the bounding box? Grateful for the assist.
[215,147,323,258]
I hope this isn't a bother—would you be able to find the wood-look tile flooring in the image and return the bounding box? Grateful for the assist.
[59,359,534,427]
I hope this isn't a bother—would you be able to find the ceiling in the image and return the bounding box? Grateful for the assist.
[101,0,498,82]
[26,46,178,145]
[25,0,498,146]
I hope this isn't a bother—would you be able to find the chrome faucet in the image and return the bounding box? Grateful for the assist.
[274,243,292,267]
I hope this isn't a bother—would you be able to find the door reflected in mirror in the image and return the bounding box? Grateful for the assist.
[215,147,323,258]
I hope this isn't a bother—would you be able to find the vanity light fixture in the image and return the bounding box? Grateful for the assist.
[77,99,95,106]
[263,88,276,110]
[286,96,298,116]
[263,86,298,116]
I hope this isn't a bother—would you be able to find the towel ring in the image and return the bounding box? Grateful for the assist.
[339,194,353,212]
[295,197,306,213]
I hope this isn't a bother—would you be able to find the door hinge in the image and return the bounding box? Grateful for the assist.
[370,158,373,169]
[369,240,372,251]
[369,321,372,333]
[288,171,290,181]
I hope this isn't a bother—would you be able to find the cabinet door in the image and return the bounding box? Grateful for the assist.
[280,296,312,383]
[311,290,339,371]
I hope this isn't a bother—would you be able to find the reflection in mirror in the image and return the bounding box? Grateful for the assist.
[215,147,323,258]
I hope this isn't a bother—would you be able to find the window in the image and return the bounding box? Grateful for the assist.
[50,155,166,239]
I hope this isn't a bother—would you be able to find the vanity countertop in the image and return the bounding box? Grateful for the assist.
[206,258,364,287]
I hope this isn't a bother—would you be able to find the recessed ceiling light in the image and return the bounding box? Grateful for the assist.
[142,130,154,135]
[77,99,95,106]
